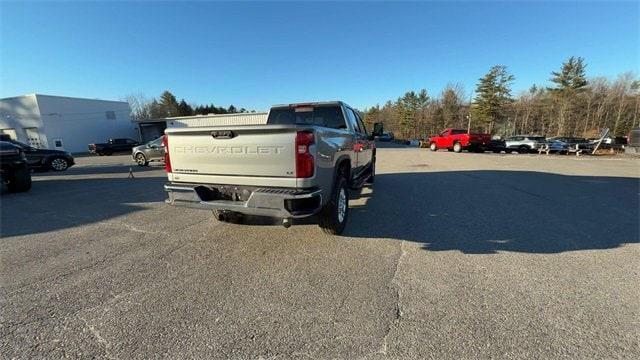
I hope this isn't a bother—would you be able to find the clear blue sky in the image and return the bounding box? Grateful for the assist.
[1,1,638,111]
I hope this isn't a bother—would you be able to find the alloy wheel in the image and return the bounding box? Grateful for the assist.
[51,158,68,171]
[337,187,347,223]
[136,154,146,165]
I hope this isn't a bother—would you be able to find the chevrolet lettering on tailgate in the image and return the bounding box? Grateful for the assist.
[173,145,286,155]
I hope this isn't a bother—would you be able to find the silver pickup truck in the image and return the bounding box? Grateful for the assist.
[163,101,382,235]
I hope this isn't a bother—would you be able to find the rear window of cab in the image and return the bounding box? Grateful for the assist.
[268,106,346,129]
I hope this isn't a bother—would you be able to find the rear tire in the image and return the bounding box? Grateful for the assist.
[453,142,462,153]
[319,174,349,235]
[518,146,529,154]
[135,153,149,166]
[429,143,437,151]
[212,210,225,221]
[7,166,32,192]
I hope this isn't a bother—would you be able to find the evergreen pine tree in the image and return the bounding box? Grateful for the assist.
[177,99,193,116]
[548,56,588,135]
[471,65,514,131]
[549,56,588,95]
[159,91,180,117]
[397,91,420,138]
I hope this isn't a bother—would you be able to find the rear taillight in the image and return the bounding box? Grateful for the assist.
[162,135,172,173]
[295,131,314,178]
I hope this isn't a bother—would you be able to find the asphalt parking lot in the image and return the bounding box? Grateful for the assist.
[1,146,639,358]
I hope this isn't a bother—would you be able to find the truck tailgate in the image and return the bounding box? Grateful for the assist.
[166,125,297,179]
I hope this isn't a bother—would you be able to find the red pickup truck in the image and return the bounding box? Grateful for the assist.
[428,128,491,153]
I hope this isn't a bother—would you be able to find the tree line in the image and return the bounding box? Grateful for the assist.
[362,57,639,139]
[124,91,253,121]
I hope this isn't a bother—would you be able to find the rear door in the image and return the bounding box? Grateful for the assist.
[111,139,126,151]
[344,107,367,176]
[148,137,164,159]
[353,110,373,169]
[506,136,523,148]
[14,141,42,167]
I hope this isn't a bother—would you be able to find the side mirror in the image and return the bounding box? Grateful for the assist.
[372,122,384,137]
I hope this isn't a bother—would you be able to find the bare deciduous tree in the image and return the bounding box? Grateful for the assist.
[363,64,638,140]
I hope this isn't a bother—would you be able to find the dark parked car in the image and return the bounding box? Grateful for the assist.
[88,138,139,156]
[132,136,165,166]
[487,139,507,153]
[376,132,394,142]
[0,141,32,192]
[548,136,592,151]
[543,139,570,154]
[6,140,75,171]
[550,136,587,144]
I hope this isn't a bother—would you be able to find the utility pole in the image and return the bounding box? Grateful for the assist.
[467,94,473,134]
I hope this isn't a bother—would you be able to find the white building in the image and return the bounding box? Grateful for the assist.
[0,94,138,153]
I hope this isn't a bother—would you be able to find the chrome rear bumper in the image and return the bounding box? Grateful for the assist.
[164,183,322,218]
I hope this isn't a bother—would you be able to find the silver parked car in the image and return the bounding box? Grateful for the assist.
[132,136,165,166]
[505,135,546,153]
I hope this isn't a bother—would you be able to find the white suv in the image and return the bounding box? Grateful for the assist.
[505,135,546,153]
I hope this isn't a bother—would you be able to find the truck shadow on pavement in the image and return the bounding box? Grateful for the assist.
[1,169,167,238]
[2,166,638,254]
[346,171,639,254]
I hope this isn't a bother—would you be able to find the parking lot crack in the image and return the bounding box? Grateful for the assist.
[108,214,205,237]
[118,222,159,235]
[77,315,117,360]
[335,287,352,315]
[156,240,191,260]
[378,240,406,355]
